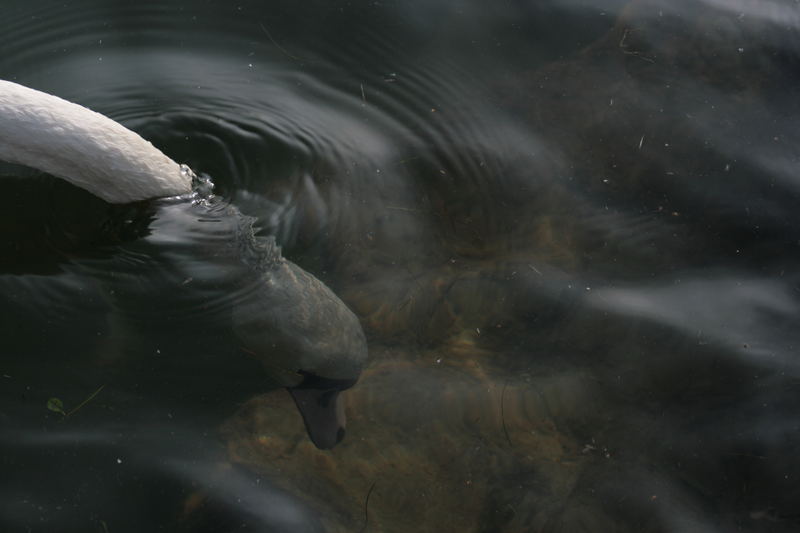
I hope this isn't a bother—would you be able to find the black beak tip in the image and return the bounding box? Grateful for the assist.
[287,381,350,450]
[311,426,346,450]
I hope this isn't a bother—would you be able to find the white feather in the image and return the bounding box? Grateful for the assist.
[0,80,190,203]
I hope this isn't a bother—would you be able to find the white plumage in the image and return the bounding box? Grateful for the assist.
[0,80,191,203]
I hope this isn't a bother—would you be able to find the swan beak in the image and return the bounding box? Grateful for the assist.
[287,386,347,450]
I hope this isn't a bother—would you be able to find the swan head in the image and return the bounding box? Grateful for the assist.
[232,256,368,450]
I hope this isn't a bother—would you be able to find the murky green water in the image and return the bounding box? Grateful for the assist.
[2,0,800,531]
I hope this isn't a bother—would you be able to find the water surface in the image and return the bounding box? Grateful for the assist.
[1,0,799,531]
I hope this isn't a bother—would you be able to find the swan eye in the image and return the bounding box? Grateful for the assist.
[293,369,358,393]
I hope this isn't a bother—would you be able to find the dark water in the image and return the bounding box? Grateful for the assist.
[2,0,800,531]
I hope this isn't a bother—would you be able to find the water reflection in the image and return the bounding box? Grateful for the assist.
[591,277,800,367]
[2,0,800,531]
[0,423,322,532]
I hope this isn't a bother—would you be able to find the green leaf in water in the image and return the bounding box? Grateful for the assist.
[45,385,105,420]
[46,397,66,416]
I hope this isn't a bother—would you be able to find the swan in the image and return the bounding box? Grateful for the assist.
[0,80,191,203]
[0,79,367,449]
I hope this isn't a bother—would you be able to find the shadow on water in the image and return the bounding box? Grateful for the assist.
[2,0,800,531]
